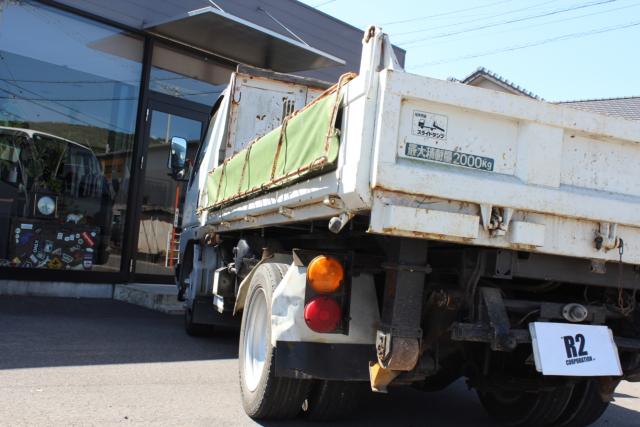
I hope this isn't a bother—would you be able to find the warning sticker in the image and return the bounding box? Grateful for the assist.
[412,110,448,140]
[403,142,494,172]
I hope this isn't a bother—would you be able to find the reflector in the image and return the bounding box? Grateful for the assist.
[303,296,341,333]
[307,255,344,293]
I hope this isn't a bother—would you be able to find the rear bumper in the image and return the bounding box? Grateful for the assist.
[275,341,375,381]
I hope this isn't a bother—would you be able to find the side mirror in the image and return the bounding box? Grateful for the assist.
[167,136,188,179]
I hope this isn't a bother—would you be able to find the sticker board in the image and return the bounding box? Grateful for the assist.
[9,218,99,270]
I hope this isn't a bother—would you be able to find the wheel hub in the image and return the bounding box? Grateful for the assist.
[243,288,268,392]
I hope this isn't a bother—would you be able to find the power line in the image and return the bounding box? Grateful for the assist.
[400,0,616,46]
[420,1,640,48]
[0,107,28,122]
[0,86,99,129]
[0,96,139,102]
[312,0,336,8]
[411,19,640,68]
[0,88,223,102]
[1,80,131,132]
[0,53,18,84]
[0,76,200,84]
[392,0,557,36]
[382,0,516,26]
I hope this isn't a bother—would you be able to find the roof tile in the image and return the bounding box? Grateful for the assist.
[556,97,640,121]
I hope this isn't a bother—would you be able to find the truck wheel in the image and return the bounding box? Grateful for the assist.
[184,306,211,336]
[556,380,609,427]
[301,380,365,421]
[239,263,310,419]
[477,386,572,426]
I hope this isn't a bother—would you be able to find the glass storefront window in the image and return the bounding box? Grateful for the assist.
[135,110,203,276]
[0,1,143,272]
[150,42,232,106]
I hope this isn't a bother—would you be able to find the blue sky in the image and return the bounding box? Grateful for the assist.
[299,0,640,101]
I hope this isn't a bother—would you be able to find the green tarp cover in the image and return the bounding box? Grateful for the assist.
[204,91,341,210]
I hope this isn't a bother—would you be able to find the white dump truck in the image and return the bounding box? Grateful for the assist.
[171,27,640,425]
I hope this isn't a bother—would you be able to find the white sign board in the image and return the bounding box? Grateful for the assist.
[529,322,622,376]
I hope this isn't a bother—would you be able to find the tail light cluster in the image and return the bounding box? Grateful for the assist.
[303,254,350,334]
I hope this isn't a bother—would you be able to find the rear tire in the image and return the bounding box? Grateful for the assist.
[239,263,310,419]
[302,380,366,421]
[556,380,609,427]
[477,385,573,427]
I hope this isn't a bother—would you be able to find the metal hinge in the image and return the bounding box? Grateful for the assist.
[278,206,294,218]
[480,204,514,237]
[145,108,150,122]
[595,222,622,251]
[140,155,144,170]
[129,259,134,273]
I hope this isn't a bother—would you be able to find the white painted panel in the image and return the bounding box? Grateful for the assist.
[371,70,640,229]
[371,191,640,264]
[510,221,545,247]
[271,266,379,345]
[396,100,518,175]
[370,204,479,239]
[561,134,640,197]
[515,123,563,187]
[227,75,308,156]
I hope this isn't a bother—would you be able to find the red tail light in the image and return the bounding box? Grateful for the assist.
[303,296,342,333]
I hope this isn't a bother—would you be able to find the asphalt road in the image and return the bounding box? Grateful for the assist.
[1,296,639,426]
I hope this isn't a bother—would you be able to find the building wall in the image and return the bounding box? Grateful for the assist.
[52,0,406,82]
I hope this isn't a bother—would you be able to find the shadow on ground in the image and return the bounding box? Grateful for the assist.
[256,381,496,427]
[0,296,238,370]
[253,381,640,427]
[1,296,639,426]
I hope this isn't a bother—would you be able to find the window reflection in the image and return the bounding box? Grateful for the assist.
[0,1,143,271]
[150,42,232,106]
[135,111,202,276]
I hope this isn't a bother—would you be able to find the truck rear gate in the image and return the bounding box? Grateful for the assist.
[368,69,640,265]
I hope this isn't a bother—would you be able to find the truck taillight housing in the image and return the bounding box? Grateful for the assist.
[303,254,350,334]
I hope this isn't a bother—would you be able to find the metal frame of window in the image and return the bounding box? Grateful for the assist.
[0,1,237,283]
[133,89,210,284]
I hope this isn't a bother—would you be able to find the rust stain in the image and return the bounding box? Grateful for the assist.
[380,227,475,243]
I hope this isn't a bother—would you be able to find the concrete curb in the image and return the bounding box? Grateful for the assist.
[0,280,114,298]
[113,284,184,315]
[0,280,184,315]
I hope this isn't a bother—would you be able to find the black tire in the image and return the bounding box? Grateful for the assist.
[184,306,211,336]
[477,385,573,427]
[556,380,609,427]
[239,263,311,420]
[302,380,366,421]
